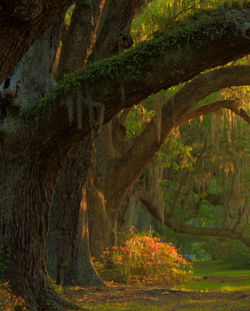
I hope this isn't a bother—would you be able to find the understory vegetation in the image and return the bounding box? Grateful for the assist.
[0,282,27,311]
[93,228,193,285]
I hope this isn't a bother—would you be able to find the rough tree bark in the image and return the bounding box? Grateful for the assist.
[55,0,106,81]
[87,118,132,257]
[48,0,105,287]
[47,137,103,286]
[0,18,79,311]
[0,151,75,310]
[49,0,147,272]
[0,0,75,82]
[86,0,148,257]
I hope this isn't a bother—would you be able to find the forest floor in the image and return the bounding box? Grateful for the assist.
[63,261,250,311]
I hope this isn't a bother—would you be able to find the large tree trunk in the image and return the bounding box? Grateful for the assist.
[0,18,76,310]
[49,0,147,273]
[48,136,103,286]
[47,0,106,286]
[0,153,72,310]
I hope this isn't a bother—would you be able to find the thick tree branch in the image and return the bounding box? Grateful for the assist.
[0,0,75,82]
[90,0,146,61]
[176,99,250,126]
[136,184,250,247]
[56,0,106,80]
[109,65,250,198]
[8,9,250,159]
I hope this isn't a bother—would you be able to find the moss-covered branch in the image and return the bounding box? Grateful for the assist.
[108,65,250,198]
[14,7,249,160]
[21,6,250,120]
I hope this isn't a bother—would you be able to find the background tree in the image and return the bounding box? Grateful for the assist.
[127,84,249,242]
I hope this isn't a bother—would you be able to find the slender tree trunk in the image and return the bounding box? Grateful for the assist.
[87,119,131,257]
[85,0,148,254]
[86,175,116,258]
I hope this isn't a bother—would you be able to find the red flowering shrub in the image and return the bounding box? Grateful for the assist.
[93,229,193,286]
[0,282,26,310]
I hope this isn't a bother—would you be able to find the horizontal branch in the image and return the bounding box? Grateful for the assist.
[136,184,250,247]
[11,8,250,158]
[176,99,250,126]
[108,65,250,196]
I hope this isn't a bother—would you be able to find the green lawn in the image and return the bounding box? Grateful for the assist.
[173,260,250,292]
[193,260,250,277]
[67,260,250,311]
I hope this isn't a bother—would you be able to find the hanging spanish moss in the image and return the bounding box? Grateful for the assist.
[66,93,74,125]
[76,90,83,129]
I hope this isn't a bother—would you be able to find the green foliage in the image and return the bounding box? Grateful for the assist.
[131,0,248,43]
[132,0,200,41]
[125,105,154,139]
[49,277,64,295]
[215,239,250,268]
[194,237,250,268]
[64,4,75,28]
[207,181,222,195]
[93,229,193,286]
[60,261,69,268]
[160,227,212,261]
[158,134,194,171]
[0,282,27,310]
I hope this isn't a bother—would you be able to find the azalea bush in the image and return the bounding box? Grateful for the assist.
[93,228,193,286]
[0,282,26,311]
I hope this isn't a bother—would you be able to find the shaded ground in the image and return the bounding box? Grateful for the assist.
[64,277,250,311]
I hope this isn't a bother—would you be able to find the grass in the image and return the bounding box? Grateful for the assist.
[175,279,250,291]
[174,260,250,292]
[78,303,167,310]
[66,260,250,311]
[76,299,250,311]
[193,260,250,277]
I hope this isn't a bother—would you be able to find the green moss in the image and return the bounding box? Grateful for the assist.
[20,6,244,120]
